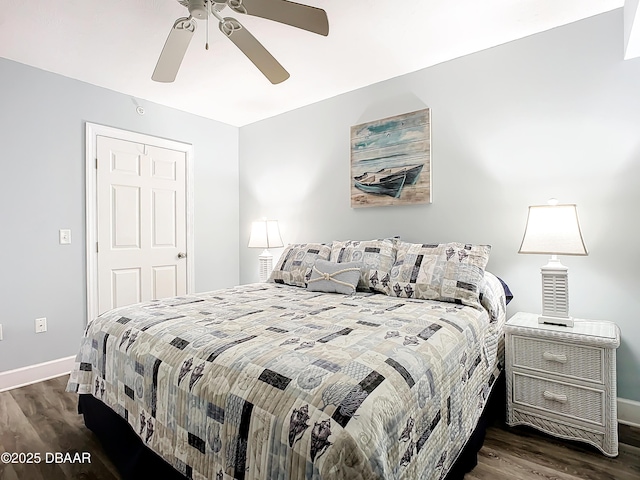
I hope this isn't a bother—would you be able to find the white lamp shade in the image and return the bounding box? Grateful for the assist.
[248,220,284,249]
[519,204,588,256]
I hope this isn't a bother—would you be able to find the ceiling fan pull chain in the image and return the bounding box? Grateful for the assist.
[206,0,210,50]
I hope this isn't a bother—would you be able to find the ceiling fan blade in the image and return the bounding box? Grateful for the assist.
[152,17,197,83]
[230,0,329,36]
[219,17,290,84]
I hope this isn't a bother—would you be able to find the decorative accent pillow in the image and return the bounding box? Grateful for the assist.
[307,259,362,295]
[269,243,331,287]
[479,271,509,323]
[387,242,491,309]
[330,239,397,293]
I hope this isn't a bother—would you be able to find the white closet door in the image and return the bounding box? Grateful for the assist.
[96,136,187,314]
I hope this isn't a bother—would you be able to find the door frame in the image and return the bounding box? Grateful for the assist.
[85,122,195,322]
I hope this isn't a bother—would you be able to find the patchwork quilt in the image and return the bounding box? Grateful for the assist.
[67,282,506,480]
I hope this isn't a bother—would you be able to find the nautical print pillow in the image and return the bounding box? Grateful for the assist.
[387,242,491,309]
[269,243,332,287]
[330,238,397,293]
[307,259,362,295]
[478,271,509,323]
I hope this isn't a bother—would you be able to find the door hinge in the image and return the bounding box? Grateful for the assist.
[96,242,99,253]
[95,158,98,169]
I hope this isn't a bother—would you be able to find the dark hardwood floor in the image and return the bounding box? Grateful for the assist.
[0,375,638,479]
[0,375,118,480]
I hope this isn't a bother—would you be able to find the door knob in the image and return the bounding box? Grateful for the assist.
[177,252,187,259]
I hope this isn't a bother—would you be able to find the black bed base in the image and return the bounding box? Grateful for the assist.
[79,393,185,480]
[79,375,504,480]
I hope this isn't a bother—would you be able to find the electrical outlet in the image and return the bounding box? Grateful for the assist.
[59,229,71,245]
[35,317,47,333]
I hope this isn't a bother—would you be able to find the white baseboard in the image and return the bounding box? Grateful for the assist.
[0,356,76,393]
[618,397,640,428]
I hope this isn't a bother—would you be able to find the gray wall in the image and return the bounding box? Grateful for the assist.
[239,11,640,401]
[0,59,240,372]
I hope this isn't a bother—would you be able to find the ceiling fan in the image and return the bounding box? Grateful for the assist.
[152,0,329,84]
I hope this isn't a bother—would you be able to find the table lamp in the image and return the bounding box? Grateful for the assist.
[248,219,284,282]
[518,200,588,327]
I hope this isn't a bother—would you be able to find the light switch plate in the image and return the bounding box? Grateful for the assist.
[59,229,71,245]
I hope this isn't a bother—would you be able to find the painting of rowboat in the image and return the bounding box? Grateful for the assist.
[351,108,431,208]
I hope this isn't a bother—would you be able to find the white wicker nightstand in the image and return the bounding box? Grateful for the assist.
[505,312,620,456]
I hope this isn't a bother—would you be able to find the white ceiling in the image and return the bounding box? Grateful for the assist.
[0,0,624,126]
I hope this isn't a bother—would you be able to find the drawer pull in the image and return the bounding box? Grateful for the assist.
[543,351,567,363]
[543,390,568,403]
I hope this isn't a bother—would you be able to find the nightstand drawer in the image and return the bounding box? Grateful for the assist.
[512,336,603,383]
[513,372,604,426]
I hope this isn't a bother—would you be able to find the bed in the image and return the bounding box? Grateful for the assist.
[68,240,510,480]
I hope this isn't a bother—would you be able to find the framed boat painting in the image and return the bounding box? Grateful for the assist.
[350,108,431,208]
